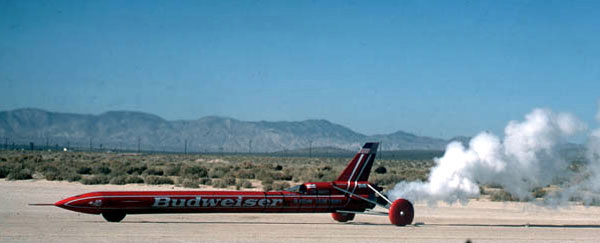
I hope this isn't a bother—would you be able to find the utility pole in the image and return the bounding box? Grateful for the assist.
[248,139,252,154]
[309,140,313,158]
[46,137,49,150]
[379,141,383,160]
[137,137,141,153]
[89,138,93,152]
[184,139,188,155]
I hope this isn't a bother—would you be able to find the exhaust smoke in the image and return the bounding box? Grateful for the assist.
[388,107,600,206]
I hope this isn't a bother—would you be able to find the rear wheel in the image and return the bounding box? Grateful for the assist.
[331,212,355,222]
[388,198,414,226]
[102,212,126,222]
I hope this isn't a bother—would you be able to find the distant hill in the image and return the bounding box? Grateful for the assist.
[447,136,472,146]
[369,130,448,150]
[0,108,454,153]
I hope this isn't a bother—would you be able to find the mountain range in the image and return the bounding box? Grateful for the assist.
[0,108,455,153]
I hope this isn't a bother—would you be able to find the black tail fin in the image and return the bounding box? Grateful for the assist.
[336,142,379,182]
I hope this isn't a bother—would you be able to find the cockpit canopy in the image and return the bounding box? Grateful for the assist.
[284,184,307,194]
[284,182,337,195]
[284,181,377,196]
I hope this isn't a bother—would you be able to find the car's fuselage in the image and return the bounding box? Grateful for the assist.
[55,181,375,215]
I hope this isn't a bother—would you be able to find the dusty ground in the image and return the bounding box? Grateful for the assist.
[2,180,600,243]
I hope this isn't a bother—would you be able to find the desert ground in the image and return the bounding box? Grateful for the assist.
[2,180,600,243]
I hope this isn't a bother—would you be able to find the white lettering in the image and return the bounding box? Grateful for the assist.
[171,199,186,207]
[186,197,201,207]
[221,199,234,207]
[153,197,170,207]
[244,199,257,207]
[258,199,269,206]
[202,198,221,207]
[152,197,278,208]
[270,199,283,207]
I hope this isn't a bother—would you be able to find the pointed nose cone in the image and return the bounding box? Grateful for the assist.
[54,193,103,214]
[54,198,70,209]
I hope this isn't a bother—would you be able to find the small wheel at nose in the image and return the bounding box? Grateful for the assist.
[102,212,126,222]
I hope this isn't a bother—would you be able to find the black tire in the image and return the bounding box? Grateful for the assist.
[102,212,126,222]
[331,212,356,222]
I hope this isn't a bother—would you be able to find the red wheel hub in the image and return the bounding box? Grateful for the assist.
[388,198,414,226]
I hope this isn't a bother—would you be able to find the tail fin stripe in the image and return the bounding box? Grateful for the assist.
[346,153,364,189]
[355,153,372,184]
[349,153,372,194]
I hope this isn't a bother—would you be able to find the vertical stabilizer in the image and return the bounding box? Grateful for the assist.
[336,142,379,182]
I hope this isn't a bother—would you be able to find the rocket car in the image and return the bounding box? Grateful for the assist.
[52,142,414,226]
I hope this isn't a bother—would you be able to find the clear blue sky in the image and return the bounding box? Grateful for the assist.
[1,0,599,138]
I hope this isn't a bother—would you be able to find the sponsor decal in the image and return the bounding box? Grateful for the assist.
[152,196,283,208]
[293,199,313,204]
[88,199,102,207]
[331,199,343,204]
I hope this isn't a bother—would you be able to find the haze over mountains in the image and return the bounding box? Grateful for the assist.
[0,108,454,153]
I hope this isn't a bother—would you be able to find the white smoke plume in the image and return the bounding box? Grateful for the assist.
[572,106,600,205]
[388,108,592,205]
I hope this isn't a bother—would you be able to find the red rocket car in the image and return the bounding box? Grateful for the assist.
[52,142,414,226]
